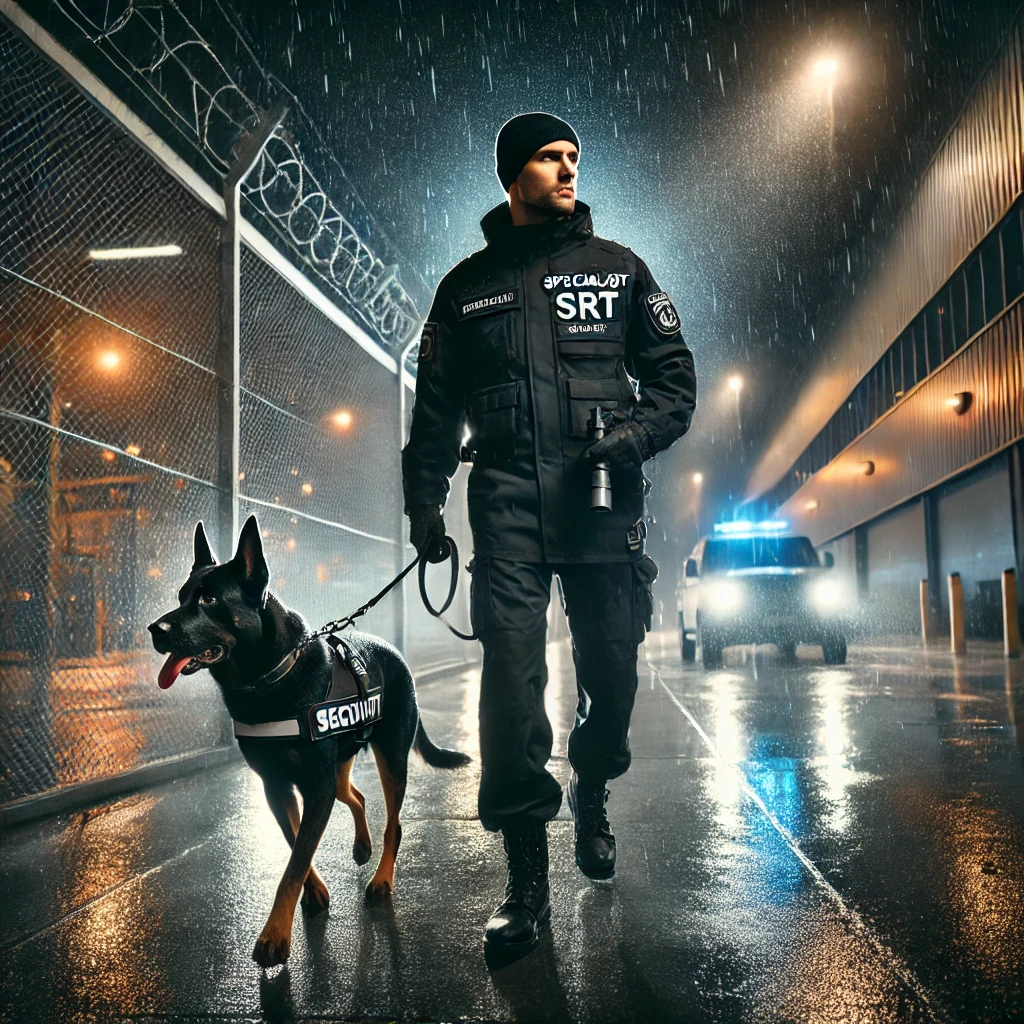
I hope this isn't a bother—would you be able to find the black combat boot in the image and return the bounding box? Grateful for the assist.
[567,772,616,879]
[483,823,551,963]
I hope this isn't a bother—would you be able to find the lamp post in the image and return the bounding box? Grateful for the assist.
[728,375,743,440]
[813,57,839,161]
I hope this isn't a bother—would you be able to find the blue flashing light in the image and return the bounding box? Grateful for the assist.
[713,519,789,535]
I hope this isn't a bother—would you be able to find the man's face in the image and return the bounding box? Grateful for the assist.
[510,140,579,217]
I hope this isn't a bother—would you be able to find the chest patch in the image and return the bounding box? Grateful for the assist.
[645,291,681,335]
[458,288,520,319]
[549,274,627,342]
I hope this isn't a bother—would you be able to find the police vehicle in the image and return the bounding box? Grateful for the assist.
[677,521,849,669]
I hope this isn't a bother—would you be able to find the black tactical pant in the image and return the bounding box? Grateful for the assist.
[471,557,657,833]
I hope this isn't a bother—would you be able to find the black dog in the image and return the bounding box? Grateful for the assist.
[148,515,469,967]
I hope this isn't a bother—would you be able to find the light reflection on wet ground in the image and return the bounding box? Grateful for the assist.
[3,634,1024,1021]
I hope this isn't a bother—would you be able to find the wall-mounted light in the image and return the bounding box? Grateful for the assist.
[860,460,875,476]
[805,499,819,511]
[946,391,972,415]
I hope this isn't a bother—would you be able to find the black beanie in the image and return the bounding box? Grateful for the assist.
[494,112,580,192]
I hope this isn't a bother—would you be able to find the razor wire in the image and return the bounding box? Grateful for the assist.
[42,0,422,353]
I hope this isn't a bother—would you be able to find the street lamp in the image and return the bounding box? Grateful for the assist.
[331,409,353,431]
[812,55,839,159]
[97,349,121,372]
[728,376,744,438]
[692,472,703,485]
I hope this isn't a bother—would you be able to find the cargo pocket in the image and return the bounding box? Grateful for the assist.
[565,377,625,439]
[466,381,522,446]
[632,553,659,640]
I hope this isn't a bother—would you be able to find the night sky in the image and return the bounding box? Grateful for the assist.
[199,0,1017,547]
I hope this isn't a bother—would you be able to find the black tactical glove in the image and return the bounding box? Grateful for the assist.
[585,422,652,467]
[408,503,447,563]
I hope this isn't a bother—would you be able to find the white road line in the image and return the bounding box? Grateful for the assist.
[647,654,944,1024]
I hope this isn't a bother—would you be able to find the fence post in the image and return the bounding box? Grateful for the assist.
[920,579,932,646]
[1003,569,1021,658]
[216,99,289,557]
[948,573,966,656]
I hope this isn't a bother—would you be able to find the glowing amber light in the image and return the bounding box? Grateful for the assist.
[101,450,116,462]
[805,499,820,511]
[813,57,839,78]
[285,538,297,552]
[728,376,743,392]
[332,409,353,430]
[98,350,121,371]
[126,444,141,456]
[301,483,313,495]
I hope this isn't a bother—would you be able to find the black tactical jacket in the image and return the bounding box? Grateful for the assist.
[402,201,697,564]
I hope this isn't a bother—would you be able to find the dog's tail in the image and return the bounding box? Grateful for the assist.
[414,718,471,769]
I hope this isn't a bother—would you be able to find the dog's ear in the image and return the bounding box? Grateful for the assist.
[231,514,269,608]
[192,521,218,571]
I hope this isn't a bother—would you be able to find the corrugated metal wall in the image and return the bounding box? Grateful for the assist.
[749,20,1024,500]
[779,299,1024,544]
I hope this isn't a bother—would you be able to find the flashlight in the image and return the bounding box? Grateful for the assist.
[589,405,612,512]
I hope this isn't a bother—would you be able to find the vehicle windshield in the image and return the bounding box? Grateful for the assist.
[703,535,819,571]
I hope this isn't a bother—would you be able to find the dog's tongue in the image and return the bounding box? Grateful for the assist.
[158,653,192,690]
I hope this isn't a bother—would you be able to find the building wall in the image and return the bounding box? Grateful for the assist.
[776,300,1024,547]
[749,16,1024,501]
[936,454,1016,636]
[863,500,928,637]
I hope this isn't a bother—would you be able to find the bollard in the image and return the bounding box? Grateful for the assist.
[1003,569,1021,658]
[920,579,932,646]
[948,573,966,656]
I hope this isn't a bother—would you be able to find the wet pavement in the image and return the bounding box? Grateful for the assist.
[4,634,1024,1023]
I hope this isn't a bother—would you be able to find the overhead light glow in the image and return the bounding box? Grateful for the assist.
[693,472,704,485]
[89,244,183,261]
[805,499,819,511]
[728,376,743,392]
[126,444,141,456]
[332,409,353,430]
[813,57,839,78]
[98,350,121,371]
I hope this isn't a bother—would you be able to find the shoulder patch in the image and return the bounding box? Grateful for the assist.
[644,291,681,336]
[418,322,440,363]
[457,287,520,319]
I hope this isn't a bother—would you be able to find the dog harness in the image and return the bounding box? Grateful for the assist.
[232,635,383,744]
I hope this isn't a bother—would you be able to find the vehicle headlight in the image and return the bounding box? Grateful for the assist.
[811,578,845,612]
[707,580,743,614]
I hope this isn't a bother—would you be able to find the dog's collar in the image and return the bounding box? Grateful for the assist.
[251,647,303,689]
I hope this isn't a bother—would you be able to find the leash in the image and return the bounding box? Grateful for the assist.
[244,536,476,692]
[300,535,476,648]
[416,536,478,641]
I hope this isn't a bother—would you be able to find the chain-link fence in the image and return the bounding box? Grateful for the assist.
[0,17,471,818]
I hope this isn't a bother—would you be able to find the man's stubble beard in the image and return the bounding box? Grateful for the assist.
[521,187,575,221]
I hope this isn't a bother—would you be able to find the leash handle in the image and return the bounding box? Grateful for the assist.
[418,536,477,641]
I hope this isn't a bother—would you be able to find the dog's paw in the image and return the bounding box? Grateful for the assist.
[352,838,372,866]
[301,874,330,913]
[252,924,291,968]
[364,876,394,903]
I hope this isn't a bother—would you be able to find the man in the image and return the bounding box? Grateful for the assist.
[402,112,696,959]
